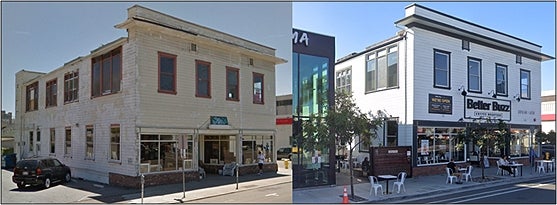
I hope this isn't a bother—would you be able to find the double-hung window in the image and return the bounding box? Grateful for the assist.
[520,69,531,99]
[50,128,55,154]
[65,127,71,156]
[86,126,94,159]
[434,50,451,89]
[365,45,398,92]
[46,79,57,108]
[158,52,177,94]
[110,125,120,161]
[195,60,211,98]
[495,64,508,96]
[26,82,39,112]
[336,68,352,93]
[253,72,264,104]
[91,47,121,98]
[226,67,239,101]
[467,57,482,93]
[64,71,79,103]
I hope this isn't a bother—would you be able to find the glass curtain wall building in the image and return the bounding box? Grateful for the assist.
[292,29,335,188]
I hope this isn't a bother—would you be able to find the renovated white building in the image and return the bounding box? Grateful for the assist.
[541,90,555,133]
[335,4,554,176]
[14,5,286,187]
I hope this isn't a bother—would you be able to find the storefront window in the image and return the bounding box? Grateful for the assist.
[203,135,237,164]
[241,135,273,164]
[510,129,532,157]
[417,127,465,165]
[140,134,183,173]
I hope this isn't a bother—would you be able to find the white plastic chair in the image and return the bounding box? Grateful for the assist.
[369,176,383,196]
[392,172,407,193]
[446,168,457,184]
[537,161,546,174]
[548,159,555,172]
[496,161,504,176]
[462,165,473,182]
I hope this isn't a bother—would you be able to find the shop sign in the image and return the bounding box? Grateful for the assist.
[464,96,511,121]
[428,94,452,114]
[292,30,309,47]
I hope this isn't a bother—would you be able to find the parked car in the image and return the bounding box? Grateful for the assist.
[12,157,71,189]
[277,147,292,160]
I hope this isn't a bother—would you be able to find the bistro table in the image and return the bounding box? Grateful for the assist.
[535,160,554,173]
[509,163,523,177]
[377,175,398,194]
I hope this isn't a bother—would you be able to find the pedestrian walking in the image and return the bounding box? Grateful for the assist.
[257,151,265,175]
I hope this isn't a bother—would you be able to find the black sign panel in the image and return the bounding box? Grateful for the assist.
[428,94,452,114]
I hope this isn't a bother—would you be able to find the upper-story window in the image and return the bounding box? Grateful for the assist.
[516,55,522,64]
[520,69,531,100]
[336,67,351,93]
[467,57,482,93]
[226,67,239,101]
[495,64,508,96]
[462,39,470,51]
[26,81,39,112]
[158,52,177,94]
[253,72,264,104]
[46,78,57,108]
[64,70,79,103]
[365,45,398,92]
[195,60,211,98]
[91,47,121,98]
[434,49,451,89]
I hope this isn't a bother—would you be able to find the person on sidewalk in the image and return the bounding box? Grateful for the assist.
[498,155,514,175]
[361,157,370,173]
[447,159,462,182]
[257,151,265,175]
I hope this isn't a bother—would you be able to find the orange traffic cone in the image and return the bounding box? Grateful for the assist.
[342,186,350,204]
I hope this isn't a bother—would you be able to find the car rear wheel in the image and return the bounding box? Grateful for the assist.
[64,172,71,183]
[17,182,25,189]
[43,177,51,189]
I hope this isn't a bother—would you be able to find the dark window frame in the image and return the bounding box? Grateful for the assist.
[226,66,240,101]
[45,78,57,108]
[433,49,451,89]
[26,82,39,112]
[158,51,177,94]
[520,69,531,100]
[516,54,522,64]
[50,128,55,154]
[91,47,122,98]
[462,39,470,51]
[253,72,264,104]
[110,124,121,161]
[195,60,212,98]
[65,126,71,156]
[467,57,482,93]
[495,63,508,97]
[64,70,79,103]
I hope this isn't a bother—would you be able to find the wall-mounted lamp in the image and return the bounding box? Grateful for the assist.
[513,94,521,102]
[488,90,497,98]
[458,85,467,96]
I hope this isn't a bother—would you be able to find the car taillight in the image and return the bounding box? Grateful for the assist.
[36,168,42,175]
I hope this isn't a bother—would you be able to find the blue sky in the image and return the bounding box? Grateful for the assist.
[293,2,555,90]
[1,2,555,115]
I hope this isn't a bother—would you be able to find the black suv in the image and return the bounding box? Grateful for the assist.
[12,157,71,189]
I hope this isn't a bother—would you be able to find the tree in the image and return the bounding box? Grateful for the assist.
[536,130,556,145]
[467,117,508,179]
[302,91,383,199]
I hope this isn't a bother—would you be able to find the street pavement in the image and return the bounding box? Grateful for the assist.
[293,165,556,204]
[112,161,292,203]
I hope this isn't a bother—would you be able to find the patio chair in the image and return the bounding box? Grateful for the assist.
[222,162,236,176]
[368,176,383,196]
[537,160,546,174]
[496,161,504,176]
[462,165,473,182]
[446,167,457,184]
[393,172,407,193]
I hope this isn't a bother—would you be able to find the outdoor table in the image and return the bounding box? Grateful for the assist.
[509,163,523,177]
[535,160,553,172]
[378,175,397,194]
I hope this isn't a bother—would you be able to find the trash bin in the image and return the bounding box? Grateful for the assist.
[3,154,16,169]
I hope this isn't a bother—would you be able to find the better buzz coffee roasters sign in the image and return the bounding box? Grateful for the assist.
[465,96,511,121]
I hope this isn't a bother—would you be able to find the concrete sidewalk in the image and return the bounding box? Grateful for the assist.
[293,165,556,204]
[120,162,292,204]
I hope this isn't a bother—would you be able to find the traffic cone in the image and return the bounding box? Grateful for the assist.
[342,186,350,204]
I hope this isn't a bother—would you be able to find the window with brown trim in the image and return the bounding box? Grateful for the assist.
[253,72,264,104]
[158,52,177,94]
[64,70,79,103]
[45,79,57,108]
[50,128,56,154]
[91,47,121,98]
[110,125,120,161]
[65,126,71,156]
[195,60,211,98]
[85,125,94,159]
[26,82,39,112]
[226,67,239,101]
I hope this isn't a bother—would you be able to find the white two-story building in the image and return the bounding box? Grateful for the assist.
[335,4,554,176]
[14,5,286,187]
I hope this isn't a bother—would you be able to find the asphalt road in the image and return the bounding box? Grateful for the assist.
[392,177,556,204]
[187,181,292,203]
